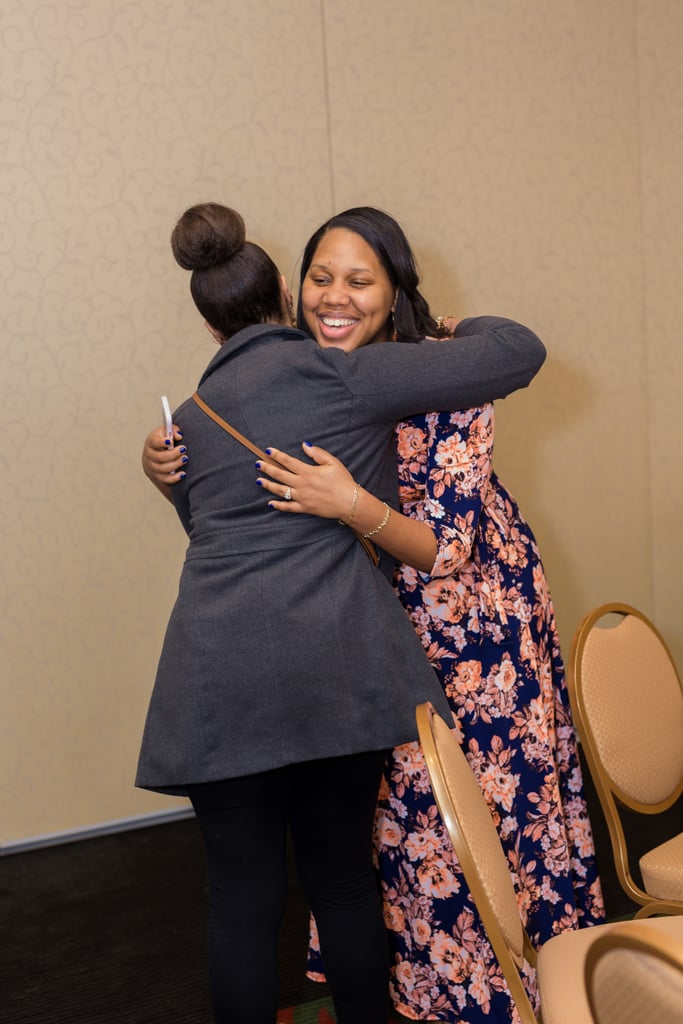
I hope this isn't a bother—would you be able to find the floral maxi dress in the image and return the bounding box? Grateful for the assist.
[373,405,605,1021]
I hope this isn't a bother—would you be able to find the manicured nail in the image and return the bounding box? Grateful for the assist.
[256,479,262,487]
[303,441,312,447]
[164,438,171,446]
[177,432,183,439]
[179,472,186,479]
[179,446,187,454]
[265,448,273,455]
[181,455,188,464]
[255,461,261,469]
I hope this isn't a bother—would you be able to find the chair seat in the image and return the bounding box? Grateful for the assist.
[537,915,683,1024]
[640,831,683,900]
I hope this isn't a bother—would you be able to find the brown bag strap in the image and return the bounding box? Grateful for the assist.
[191,392,379,567]
[193,391,269,460]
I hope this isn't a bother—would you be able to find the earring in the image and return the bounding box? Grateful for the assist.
[288,300,297,329]
[390,310,398,342]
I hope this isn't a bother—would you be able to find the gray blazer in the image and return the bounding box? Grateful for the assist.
[136,317,545,793]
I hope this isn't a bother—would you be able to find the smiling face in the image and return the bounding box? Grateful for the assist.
[301,228,396,352]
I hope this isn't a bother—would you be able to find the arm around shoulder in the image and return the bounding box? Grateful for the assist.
[454,315,546,391]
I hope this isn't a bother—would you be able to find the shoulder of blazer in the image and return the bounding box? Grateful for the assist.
[197,324,312,386]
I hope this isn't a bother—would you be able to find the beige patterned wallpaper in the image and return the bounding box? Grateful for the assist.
[1,0,680,845]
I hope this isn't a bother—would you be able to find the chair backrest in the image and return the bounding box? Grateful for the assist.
[585,921,683,1024]
[416,702,539,1024]
[569,602,683,810]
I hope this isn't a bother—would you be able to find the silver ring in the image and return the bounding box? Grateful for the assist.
[284,486,292,501]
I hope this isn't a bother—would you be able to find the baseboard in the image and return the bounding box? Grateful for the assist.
[0,806,195,856]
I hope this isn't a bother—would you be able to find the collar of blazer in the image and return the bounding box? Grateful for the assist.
[198,323,309,386]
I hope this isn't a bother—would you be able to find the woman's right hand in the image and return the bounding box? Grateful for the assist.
[142,425,187,496]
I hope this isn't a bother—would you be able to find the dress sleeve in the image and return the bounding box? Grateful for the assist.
[399,406,494,581]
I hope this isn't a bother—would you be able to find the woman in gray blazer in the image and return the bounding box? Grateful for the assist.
[137,202,545,1024]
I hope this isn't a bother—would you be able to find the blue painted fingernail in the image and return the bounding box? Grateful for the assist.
[164,438,171,446]
[255,461,261,469]
[179,446,187,454]
[256,479,262,487]
[177,432,183,439]
[179,472,186,479]
[181,455,188,464]
[303,440,312,447]
[265,448,272,455]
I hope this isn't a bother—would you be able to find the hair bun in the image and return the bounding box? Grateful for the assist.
[171,203,246,271]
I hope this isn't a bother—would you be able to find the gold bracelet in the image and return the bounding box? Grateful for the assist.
[338,483,359,526]
[362,502,391,538]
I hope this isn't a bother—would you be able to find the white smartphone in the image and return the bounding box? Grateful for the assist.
[161,395,173,445]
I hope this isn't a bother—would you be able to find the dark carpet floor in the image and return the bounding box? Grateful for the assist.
[1,758,679,1023]
[1,816,326,1023]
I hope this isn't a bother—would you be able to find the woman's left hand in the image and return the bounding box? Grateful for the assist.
[256,443,357,522]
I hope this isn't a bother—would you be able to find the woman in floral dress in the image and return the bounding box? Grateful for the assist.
[365,403,605,1020]
[288,401,605,1021]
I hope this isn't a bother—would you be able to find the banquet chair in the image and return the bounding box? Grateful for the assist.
[416,701,683,1024]
[568,602,683,919]
[585,920,683,1023]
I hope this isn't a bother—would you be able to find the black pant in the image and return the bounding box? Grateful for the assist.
[187,750,389,1024]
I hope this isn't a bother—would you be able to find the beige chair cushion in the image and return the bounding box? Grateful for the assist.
[591,947,683,1024]
[537,916,683,1024]
[589,922,683,1024]
[640,831,683,900]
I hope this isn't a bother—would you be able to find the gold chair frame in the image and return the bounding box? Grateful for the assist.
[416,701,683,1024]
[416,702,540,1022]
[568,602,683,919]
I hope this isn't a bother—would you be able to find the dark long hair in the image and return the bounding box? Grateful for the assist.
[297,206,445,343]
[171,203,283,340]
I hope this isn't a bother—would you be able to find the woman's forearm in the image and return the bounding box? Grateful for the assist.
[351,488,437,574]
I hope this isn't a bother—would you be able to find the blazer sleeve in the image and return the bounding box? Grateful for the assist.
[336,316,545,423]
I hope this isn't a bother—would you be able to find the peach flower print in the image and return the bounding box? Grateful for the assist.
[468,958,492,1012]
[479,762,519,812]
[566,812,596,860]
[540,875,563,905]
[384,903,406,933]
[405,827,442,862]
[494,656,517,692]
[434,435,471,478]
[378,818,403,849]
[519,625,538,666]
[417,857,460,899]
[430,930,470,982]
[421,577,469,622]
[308,915,321,953]
[532,562,551,609]
[552,902,580,936]
[454,660,483,693]
[468,409,494,454]
[524,697,549,744]
[393,741,428,778]
[499,814,517,840]
[395,959,416,990]
[412,918,432,947]
[396,422,428,475]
